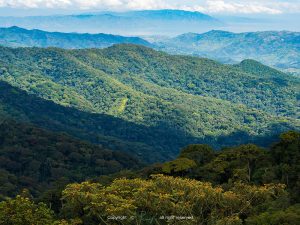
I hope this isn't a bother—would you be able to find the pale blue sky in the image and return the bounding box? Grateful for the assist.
[0,0,299,16]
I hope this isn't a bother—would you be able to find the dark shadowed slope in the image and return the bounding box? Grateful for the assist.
[0,118,141,197]
[0,81,188,163]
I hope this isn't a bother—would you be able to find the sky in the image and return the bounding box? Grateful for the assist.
[0,0,300,16]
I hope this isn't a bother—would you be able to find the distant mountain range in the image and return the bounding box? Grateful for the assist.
[0,26,151,48]
[0,44,299,162]
[0,10,220,36]
[156,30,300,75]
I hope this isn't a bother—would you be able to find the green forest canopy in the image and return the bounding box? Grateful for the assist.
[0,45,299,162]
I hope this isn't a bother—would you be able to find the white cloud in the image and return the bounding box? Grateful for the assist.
[0,0,171,9]
[0,0,123,8]
[0,0,70,8]
[187,0,283,14]
[0,0,299,14]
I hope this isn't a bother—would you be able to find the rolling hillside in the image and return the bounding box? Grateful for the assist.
[0,44,299,162]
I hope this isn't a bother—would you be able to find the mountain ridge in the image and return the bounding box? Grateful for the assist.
[0,26,152,48]
[157,30,300,75]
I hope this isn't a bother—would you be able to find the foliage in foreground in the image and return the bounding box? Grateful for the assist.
[0,131,299,225]
[155,131,300,203]
[0,175,290,225]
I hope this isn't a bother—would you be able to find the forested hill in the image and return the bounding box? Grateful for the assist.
[156,30,300,75]
[235,59,290,78]
[0,26,152,48]
[0,45,299,162]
